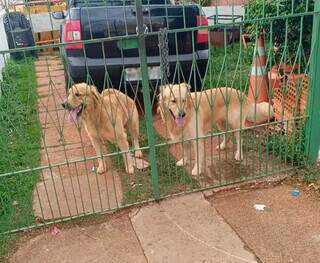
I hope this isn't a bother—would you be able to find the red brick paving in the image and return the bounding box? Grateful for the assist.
[33,57,123,220]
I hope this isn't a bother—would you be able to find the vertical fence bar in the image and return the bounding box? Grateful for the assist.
[305,1,320,161]
[135,0,160,199]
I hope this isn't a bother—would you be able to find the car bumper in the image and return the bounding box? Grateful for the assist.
[65,50,209,91]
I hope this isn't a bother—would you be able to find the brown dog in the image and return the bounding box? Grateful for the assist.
[62,83,142,174]
[158,83,273,175]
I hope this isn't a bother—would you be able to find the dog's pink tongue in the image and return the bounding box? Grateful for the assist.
[175,116,185,127]
[68,108,80,123]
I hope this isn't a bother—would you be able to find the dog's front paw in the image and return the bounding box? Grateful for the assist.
[176,158,187,166]
[216,143,226,151]
[97,165,106,174]
[134,150,143,158]
[126,166,135,174]
[235,152,243,161]
[191,166,202,176]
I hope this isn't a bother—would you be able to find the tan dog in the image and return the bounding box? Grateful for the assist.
[158,83,273,176]
[62,83,142,174]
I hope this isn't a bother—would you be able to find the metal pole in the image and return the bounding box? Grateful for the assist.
[135,0,160,199]
[305,1,320,161]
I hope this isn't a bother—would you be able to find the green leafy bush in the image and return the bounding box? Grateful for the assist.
[245,0,314,62]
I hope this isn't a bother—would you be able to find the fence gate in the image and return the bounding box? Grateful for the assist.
[0,0,319,234]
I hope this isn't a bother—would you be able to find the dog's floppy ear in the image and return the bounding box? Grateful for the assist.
[157,85,168,117]
[183,83,192,91]
[90,85,101,102]
[157,84,169,102]
[158,84,167,96]
[70,84,80,96]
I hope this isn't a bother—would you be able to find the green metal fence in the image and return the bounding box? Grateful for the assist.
[0,0,319,234]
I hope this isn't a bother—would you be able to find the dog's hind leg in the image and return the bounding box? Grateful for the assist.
[215,121,229,151]
[117,133,135,174]
[129,107,143,158]
[216,133,228,151]
[234,117,245,161]
[234,131,243,161]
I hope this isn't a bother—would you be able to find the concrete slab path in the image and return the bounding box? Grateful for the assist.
[12,192,257,263]
[10,213,147,263]
[130,193,257,263]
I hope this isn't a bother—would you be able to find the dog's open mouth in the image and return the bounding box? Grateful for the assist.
[169,109,185,128]
[68,104,83,123]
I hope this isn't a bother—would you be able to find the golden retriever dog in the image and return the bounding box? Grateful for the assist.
[158,83,273,176]
[62,83,142,174]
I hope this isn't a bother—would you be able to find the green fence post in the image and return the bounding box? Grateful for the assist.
[306,1,320,161]
[135,0,160,199]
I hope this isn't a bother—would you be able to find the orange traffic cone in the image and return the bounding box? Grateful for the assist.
[246,36,270,127]
[248,35,269,103]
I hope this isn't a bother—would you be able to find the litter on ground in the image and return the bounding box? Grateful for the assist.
[291,190,300,197]
[254,204,266,211]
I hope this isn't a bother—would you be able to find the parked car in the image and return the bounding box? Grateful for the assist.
[52,0,209,95]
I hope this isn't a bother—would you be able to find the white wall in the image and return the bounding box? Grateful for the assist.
[0,9,10,80]
[202,5,244,25]
[31,13,62,33]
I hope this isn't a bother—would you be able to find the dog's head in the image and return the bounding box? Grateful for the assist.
[158,83,191,128]
[62,83,100,123]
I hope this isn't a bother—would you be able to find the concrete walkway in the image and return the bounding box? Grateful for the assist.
[10,184,320,262]
[10,192,257,263]
[10,184,320,263]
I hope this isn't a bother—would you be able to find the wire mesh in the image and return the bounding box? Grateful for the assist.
[0,0,317,234]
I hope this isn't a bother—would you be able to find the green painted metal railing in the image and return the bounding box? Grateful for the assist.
[0,0,318,235]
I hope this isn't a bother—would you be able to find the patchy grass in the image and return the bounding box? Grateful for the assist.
[300,163,320,186]
[0,58,40,261]
[266,124,306,166]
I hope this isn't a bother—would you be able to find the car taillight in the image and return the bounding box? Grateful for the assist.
[64,20,83,50]
[197,15,208,44]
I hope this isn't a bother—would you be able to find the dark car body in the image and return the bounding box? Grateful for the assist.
[54,0,209,93]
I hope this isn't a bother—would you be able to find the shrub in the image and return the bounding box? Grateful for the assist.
[245,0,314,62]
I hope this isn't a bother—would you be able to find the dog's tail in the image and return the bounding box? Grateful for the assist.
[246,101,274,124]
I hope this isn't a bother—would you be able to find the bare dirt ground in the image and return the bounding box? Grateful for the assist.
[208,182,320,263]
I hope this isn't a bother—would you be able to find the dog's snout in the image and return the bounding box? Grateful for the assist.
[178,111,186,118]
[62,102,70,110]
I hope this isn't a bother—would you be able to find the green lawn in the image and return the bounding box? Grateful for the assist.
[0,58,40,261]
[204,43,254,91]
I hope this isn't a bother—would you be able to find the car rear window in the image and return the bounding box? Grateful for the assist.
[72,0,171,7]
